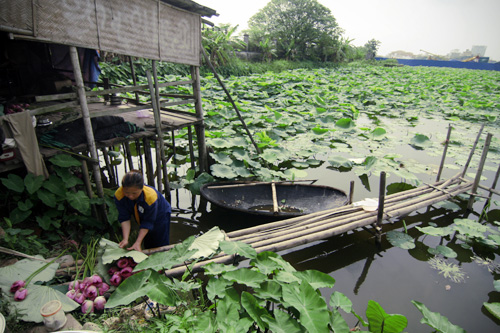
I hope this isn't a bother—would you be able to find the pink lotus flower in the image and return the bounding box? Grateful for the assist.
[94,296,106,311]
[74,291,86,304]
[14,288,27,301]
[81,300,94,314]
[84,285,98,299]
[90,274,103,285]
[10,280,26,293]
[98,283,110,294]
[68,280,80,291]
[66,290,76,300]
[110,273,122,286]
[120,266,133,279]
[108,266,119,276]
[117,258,130,269]
[128,258,137,267]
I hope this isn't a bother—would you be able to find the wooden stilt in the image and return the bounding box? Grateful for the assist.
[136,139,144,173]
[349,180,355,204]
[101,147,116,187]
[171,130,177,170]
[467,133,493,210]
[190,66,208,172]
[188,126,195,170]
[124,141,134,171]
[128,56,140,104]
[375,171,386,243]
[436,124,452,181]
[80,159,98,219]
[143,137,155,186]
[462,124,485,178]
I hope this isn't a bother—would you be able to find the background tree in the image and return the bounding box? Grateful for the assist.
[248,0,343,61]
[364,38,381,60]
[202,23,246,67]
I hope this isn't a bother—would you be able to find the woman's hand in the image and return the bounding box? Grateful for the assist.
[127,242,142,252]
[118,239,129,249]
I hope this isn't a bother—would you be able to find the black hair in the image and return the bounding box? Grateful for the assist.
[122,170,144,189]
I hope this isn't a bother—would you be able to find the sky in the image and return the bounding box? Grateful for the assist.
[196,0,500,61]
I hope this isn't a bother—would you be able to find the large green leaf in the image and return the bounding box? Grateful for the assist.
[24,173,44,194]
[412,300,465,333]
[254,280,282,303]
[1,173,24,193]
[366,300,407,333]
[9,208,31,224]
[293,270,336,289]
[101,245,148,265]
[219,240,257,259]
[36,188,57,207]
[416,226,455,237]
[0,257,59,292]
[206,276,232,300]
[187,226,226,259]
[221,268,267,289]
[329,291,353,313]
[49,154,82,167]
[483,302,500,320]
[105,270,153,308]
[54,168,83,188]
[66,191,91,214]
[261,310,302,333]
[428,245,458,258]
[134,236,196,272]
[335,118,355,129]
[210,164,238,178]
[410,134,432,149]
[146,270,178,306]
[241,291,270,330]
[386,231,416,250]
[327,155,353,169]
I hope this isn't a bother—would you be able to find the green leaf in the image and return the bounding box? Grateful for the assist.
[206,277,232,300]
[54,168,83,188]
[17,199,33,212]
[210,164,238,178]
[366,300,408,333]
[0,257,59,294]
[254,281,282,303]
[427,245,458,258]
[36,215,59,230]
[282,281,330,333]
[330,310,350,333]
[386,230,416,250]
[483,302,500,320]
[210,152,233,165]
[101,244,148,265]
[329,291,353,313]
[66,191,90,214]
[412,300,465,333]
[335,118,355,129]
[410,134,432,149]
[416,226,455,237]
[221,268,267,289]
[494,280,500,292]
[146,270,178,306]
[452,218,490,238]
[36,189,57,207]
[327,155,353,169]
[42,175,66,196]
[284,168,308,179]
[24,173,44,194]
[106,270,153,308]
[187,226,226,259]
[1,173,24,193]
[49,154,82,167]
[134,236,196,271]
[312,126,328,135]
[261,310,302,333]
[203,262,239,276]
[293,270,336,289]
[9,208,31,224]
[371,127,387,140]
[219,240,257,259]
[241,291,270,330]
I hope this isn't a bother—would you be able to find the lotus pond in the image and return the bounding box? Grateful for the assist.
[151,64,500,331]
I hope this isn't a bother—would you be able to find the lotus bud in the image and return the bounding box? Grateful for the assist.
[81,300,94,314]
[99,282,110,294]
[10,280,26,293]
[68,280,79,291]
[66,289,76,300]
[108,266,119,276]
[74,291,86,304]
[94,295,107,311]
[117,258,129,269]
[14,288,27,301]
[128,258,137,267]
[120,266,133,279]
[90,274,103,285]
[110,273,122,286]
[85,285,98,299]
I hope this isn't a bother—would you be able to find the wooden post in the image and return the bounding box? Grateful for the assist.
[143,137,155,186]
[271,181,278,213]
[349,180,355,204]
[190,65,208,172]
[128,56,140,104]
[101,147,116,187]
[462,124,485,178]
[188,126,195,170]
[467,133,493,210]
[436,124,452,181]
[80,159,98,219]
[480,162,500,221]
[136,139,144,173]
[69,47,105,201]
[376,171,386,228]
[171,130,177,170]
[124,141,134,171]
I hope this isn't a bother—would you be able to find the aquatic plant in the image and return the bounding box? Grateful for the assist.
[428,257,467,284]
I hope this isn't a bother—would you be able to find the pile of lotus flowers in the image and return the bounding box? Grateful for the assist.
[66,274,109,313]
[10,280,27,301]
[107,257,137,287]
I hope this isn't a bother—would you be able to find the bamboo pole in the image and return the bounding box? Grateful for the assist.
[467,133,493,210]
[124,141,134,171]
[136,139,144,173]
[461,124,485,178]
[143,138,155,186]
[190,65,208,172]
[376,171,386,227]
[101,147,116,186]
[349,181,355,204]
[271,182,278,213]
[188,126,195,170]
[146,69,164,192]
[128,56,140,104]
[436,123,452,181]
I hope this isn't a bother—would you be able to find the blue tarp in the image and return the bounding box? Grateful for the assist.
[376,57,500,71]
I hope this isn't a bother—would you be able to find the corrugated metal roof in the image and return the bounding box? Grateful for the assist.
[162,0,218,17]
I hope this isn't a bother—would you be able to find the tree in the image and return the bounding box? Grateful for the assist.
[364,39,381,60]
[248,0,342,61]
[202,24,246,67]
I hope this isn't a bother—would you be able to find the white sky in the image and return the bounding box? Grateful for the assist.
[196,0,500,61]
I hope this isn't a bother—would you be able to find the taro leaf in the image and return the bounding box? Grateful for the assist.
[210,164,238,179]
[330,311,350,333]
[42,175,66,196]
[371,127,387,140]
[0,257,59,295]
[410,134,432,149]
[66,191,90,214]
[105,270,153,308]
[18,199,33,212]
[484,302,500,320]
[134,236,196,272]
[221,268,267,289]
[284,168,308,179]
[275,270,301,284]
[54,168,83,188]
[386,231,416,249]
[328,155,353,169]
[282,281,330,333]
[9,208,31,224]
[428,245,458,258]
[210,152,233,165]
[216,296,242,328]
[37,188,58,207]
[24,173,44,194]
[494,280,500,292]
[261,310,302,333]
[206,276,232,300]
[10,285,78,323]
[192,311,218,333]
[187,226,225,259]
[250,251,286,275]
[254,281,282,303]
[49,154,81,167]
[293,270,336,290]
[101,246,148,265]
[203,262,239,276]
[329,291,353,313]
[366,300,408,333]
[36,215,59,230]
[241,291,270,330]
[146,270,178,306]
[219,240,257,259]
[188,172,214,195]
[1,173,24,193]
[412,300,465,333]
[335,118,355,129]
[416,226,455,237]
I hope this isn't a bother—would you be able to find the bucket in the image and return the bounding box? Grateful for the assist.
[40,300,66,332]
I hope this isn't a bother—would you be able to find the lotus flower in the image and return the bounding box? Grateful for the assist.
[68,280,80,291]
[10,280,26,293]
[66,290,76,300]
[84,285,98,299]
[108,266,119,276]
[94,296,106,311]
[117,258,130,269]
[90,274,103,285]
[98,282,110,294]
[120,266,133,279]
[81,300,94,314]
[110,273,122,286]
[14,288,27,301]
[128,258,137,267]
[74,291,86,304]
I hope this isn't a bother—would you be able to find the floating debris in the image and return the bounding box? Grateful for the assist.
[471,256,500,274]
[428,257,467,283]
